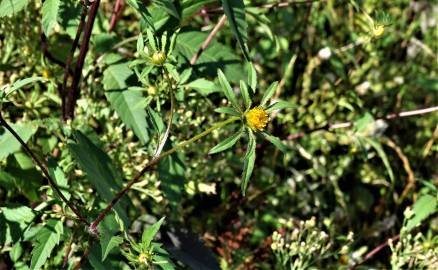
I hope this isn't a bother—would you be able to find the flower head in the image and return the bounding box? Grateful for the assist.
[245,107,269,131]
[151,51,167,66]
[372,24,385,37]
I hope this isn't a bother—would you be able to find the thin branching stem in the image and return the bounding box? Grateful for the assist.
[88,116,240,232]
[0,113,89,225]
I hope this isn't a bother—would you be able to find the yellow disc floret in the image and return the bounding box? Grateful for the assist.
[372,24,385,38]
[151,51,166,65]
[245,107,269,131]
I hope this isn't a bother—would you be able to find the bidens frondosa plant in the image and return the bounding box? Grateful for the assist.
[210,65,296,194]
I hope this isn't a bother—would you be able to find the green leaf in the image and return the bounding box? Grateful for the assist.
[47,158,70,201]
[0,0,30,17]
[241,130,256,195]
[247,62,257,93]
[153,254,175,270]
[175,31,243,82]
[363,138,395,185]
[262,132,287,153]
[68,131,129,226]
[103,63,150,144]
[239,80,251,110]
[405,194,437,231]
[153,0,180,20]
[3,77,46,98]
[260,81,278,107]
[10,242,23,262]
[42,0,60,36]
[101,235,123,262]
[147,107,165,135]
[97,214,122,262]
[142,217,165,247]
[146,28,158,52]
[209,130,243,154]
[157,144,185,208]
[0,122,38,161]
[265,100,297,113]
[221,0,249,60]
[30,219,63,270]
[186,79,219,96]
[214,107,241,116]
[217,69,240,111]
[126,0,154,30]
[1,206,35,224]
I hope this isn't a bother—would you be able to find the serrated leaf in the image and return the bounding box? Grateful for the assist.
[239,80,251,110]
[221,0,249,60]
[103,63,150,144]
[405,194,437,231]
[68,131,129,227]
[101,235,123,262]
[1,206,35,224]
[262,132,287,153]
[260,81,278,107]
[214,107,241,116]
[209,130,243,154]
[241,131,256,195]
[0,122,38,161]
[217,69,240,111]
[30,219,63,270]
[142,217,165,247]
[265,100,297,113]
[47,158,70,201]
[0,0,30,17]
[42,0,60,36]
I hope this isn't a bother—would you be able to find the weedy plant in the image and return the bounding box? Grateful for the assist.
[0,0,437,269]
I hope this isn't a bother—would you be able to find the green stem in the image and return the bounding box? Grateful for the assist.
[89,116,240,232]
[160,116,240,158]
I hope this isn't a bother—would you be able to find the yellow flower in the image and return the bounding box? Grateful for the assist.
[372,24,385,37]
[151,51,166,65]
[245,107,269,131]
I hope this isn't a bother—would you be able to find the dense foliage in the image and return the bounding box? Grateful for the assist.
[0,0,437,269]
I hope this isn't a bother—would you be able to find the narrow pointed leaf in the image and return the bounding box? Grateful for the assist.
[240,80,251,110]
[214,107,241,116]
[262,132,287,153]
[101,235,123,261]
[217,69,240,111]
[363,137,395,185]
[146,28,157,51]
[260,81,278,107]
[153,0,180,20]
[209,130,243,154]
[137,33,144,53]
[142,217,165,247]
[221,0,249,60]
[248,63,257,93]
[266,100,297,113]
[241,131,256,195]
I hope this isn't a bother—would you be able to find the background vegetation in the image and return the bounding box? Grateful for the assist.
[0,0,437,269]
